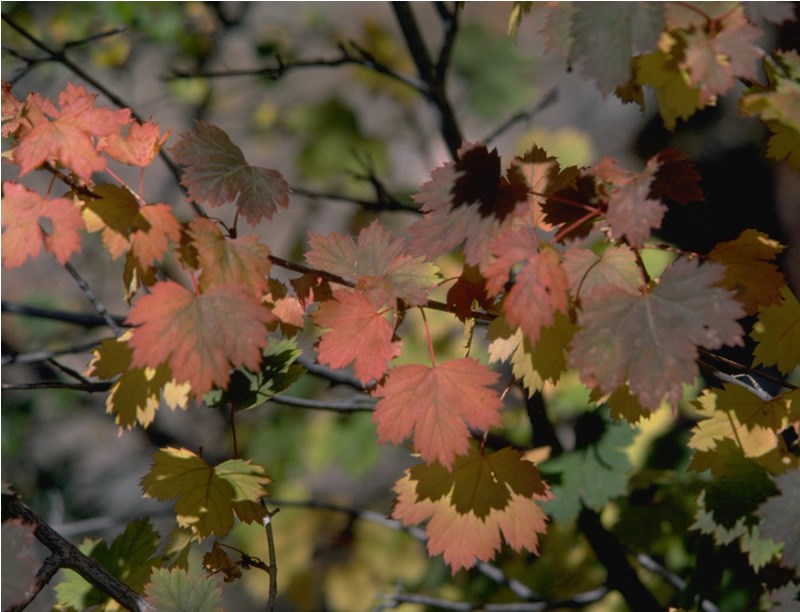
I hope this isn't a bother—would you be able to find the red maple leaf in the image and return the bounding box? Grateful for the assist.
[14,83,131,182]
[372,358,503,468]
[187,217,272,296]
[592,157,666,247]
[312,289,401,384]
[407,143,528,269]
[306,220,439,306]
[171,121,289,225]
[484,233,569,345]
[127,281,273,396]
[648,149,704,205]
[100,119,172,167]
[569,258,745,409]
[2,181,83,268]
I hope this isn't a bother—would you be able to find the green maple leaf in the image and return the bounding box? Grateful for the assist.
[144,568,222,612]
[55,519,161,610]
[539,411,633,521]
[140,447,270,538]
[204,338,304,411]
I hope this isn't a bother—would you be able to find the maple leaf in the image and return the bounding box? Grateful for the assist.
[740,51,800,171]
[127,281,273,396]
[514,145,582,226]
[144,568,222,612]
[80,184,181,270]
[312,289,401,384]
[540,174,599,241]
[758,470,800,571]
[487,311,575,396]
[407,142,528,269]
[752,287,800,374]
[562,244,641,298]
[141,447,270,539]
[392,445,551,573]
[592,156,666,248]
[648,149,704,205]
[566,2,664,94]
[2,181,83,268]
[171,121,289,225]
[187,217,272,296]
[540,412,633,521]
[99,118,171,167]
[689,384,800,466]
[485,238,569,345]
[709,229,785,314]
[679,6,764,105]
[445,264,492,321]
[203,542,242,583]
[636,48,703,130]
[305,220,439,306]
[14,83,131,182]
[372,358,503,468]
[87,332,189,429]
[569,258,745,409]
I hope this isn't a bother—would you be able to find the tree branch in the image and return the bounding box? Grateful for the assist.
[169,44,426,95]
[1,301,124,329]
[2,493,152,612]
[392,2,463,159]
[269,393,375,413]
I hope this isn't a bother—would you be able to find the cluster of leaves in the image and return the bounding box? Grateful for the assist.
[2,2,800,610]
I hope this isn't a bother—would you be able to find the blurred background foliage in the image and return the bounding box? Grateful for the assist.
[2,2,798,611]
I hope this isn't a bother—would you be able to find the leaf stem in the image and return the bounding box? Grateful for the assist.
[420,307,436,367]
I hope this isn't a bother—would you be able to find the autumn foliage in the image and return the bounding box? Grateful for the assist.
[3,2,800,610]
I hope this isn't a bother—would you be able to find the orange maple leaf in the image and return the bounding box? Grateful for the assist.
[14,83,131,182]
[100,119,172,167]
[312,289,401,384]
[127,281,274,396]
[2,181,83,268]
[187,217,272,296]
[392,446,551,573]
[306,220,439,307]
[373,358,503,468]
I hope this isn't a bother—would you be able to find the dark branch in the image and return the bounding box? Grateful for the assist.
[483,88,560,144]
[169,44,426,95]
[2,494,151,612]
[392,2,463,159]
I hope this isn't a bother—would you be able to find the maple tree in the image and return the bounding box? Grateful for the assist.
[2,2,800,611]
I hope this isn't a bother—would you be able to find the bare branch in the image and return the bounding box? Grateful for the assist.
[269,394,375,413]
[1,301,125,329]
[392,2,463,159]
[483,88,560,144]
[2,381,112,392]
[2,493,152,612]
[169,44,426,95]
[2,339,108,367]
[63,262,124,336]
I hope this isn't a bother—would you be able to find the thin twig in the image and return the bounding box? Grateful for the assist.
[63,262,124,336]
[2,338,108,366]
[260,501,279,612]
[291,185,417,214]
[483,88,560,144]
[1,301,125,328]
[2,381,112,392]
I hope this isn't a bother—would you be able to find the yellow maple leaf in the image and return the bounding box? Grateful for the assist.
[752,287,800,374]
